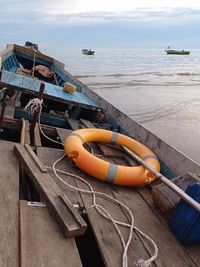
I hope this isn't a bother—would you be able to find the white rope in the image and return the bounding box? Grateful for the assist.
[24,97,63,146]
[47,155,158,267]
[0,87,7,101]
[25,97,159,266]
[24,98,43,116]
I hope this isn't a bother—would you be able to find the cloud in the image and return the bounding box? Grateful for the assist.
[1,2,200,24]
[0,2,200,49]
[33,7,200,24]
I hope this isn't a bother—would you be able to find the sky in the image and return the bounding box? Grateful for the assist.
[1,0,200,52]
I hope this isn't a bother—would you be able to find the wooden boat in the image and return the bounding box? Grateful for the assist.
[0,42,200,266]
[165,49,190,55]
[82,49,95,55]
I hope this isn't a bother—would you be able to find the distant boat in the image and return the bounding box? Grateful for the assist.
[82,49,95,55]
[165,49,190,55]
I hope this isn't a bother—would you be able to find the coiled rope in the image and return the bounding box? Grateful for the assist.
[24,97,158,267]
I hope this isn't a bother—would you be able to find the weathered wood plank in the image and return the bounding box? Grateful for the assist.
[36,147,84,209]
[0,141,19,267]
[38,121,200,266]
[67,118,80,130]
[56,127,71,144]
[33,122,42,147]
[152,172,200,216]
[14,144,87,237]
[54,158,151,266]
[4,102,15,118]
[20,118,30,145]
[1,117,21,130]
[36,145,151,266]
[80,118,94,128]
[20,200,83,267]
[25,144,47,173]
[112,157,200,267]
[138,186,200,266]
[98,144,124,158]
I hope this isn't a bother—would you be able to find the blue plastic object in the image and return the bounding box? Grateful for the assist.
[168,182,200,245]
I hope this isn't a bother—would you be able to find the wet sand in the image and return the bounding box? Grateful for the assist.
[79,72,200,164]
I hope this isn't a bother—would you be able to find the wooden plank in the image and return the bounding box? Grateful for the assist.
[13,44,54,64]
[20,200,83,267]
[36,145,152,266]
[55,157,151,266]
[36,147,84,209]
[80,118,94,128]
[138,186,200,266]
[0,141,19,266]
[1,117,21,130]
[78,170,154,266]
[14,144,87,237]
[98,144,124,158]
[25,144,47,173]
[33,122,42,147]
[112,157,200,266]
[4,102,15,118]
[56,127,71,144]
[67,118,80,130]
[20,118,30,145]
[36,140,200,266]
[152,172,200,216]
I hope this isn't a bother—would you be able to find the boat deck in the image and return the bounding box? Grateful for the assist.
[1,118,200,267]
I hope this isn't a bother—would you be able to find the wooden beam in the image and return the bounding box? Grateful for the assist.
[0,101,6,131]
[14,144,87,238]
[0,141,19,266]
[20,200,83,267]
[20,118,30,145]
[33,122,42,147]
[24,144,47,173]
[1,117,21,130]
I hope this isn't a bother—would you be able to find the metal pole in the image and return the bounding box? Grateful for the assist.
[123,146,200,213]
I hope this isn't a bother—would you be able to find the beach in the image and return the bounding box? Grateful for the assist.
[59,48,200,164]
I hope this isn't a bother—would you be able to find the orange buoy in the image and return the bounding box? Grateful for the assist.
[64,128,160,186]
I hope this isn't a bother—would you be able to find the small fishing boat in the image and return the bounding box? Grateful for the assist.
[0,42,200,267]
[165,49,190,55]
[82,49,95,55]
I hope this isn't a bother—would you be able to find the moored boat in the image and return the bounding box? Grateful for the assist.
[165,49,190,55]
[82,48,95,55]
[0,42,200,267]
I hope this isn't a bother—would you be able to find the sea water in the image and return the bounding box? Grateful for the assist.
[57,48,200,164]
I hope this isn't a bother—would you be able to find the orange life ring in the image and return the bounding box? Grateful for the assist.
[64,128,160,186]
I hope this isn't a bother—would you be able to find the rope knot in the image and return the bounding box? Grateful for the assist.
[136,259,152,267]
[24,98,43,116]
